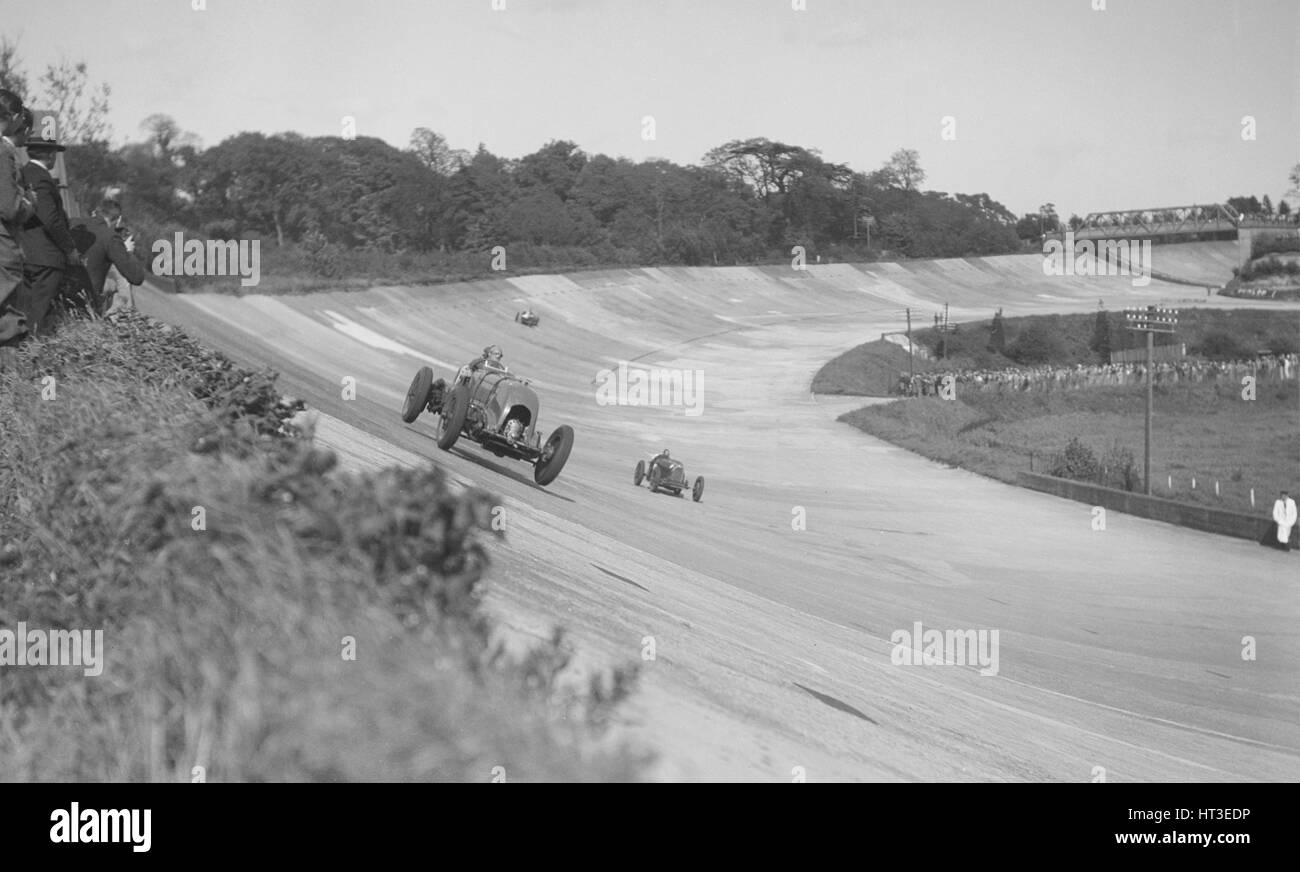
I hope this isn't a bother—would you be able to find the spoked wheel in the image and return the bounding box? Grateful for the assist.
[692,476,705,503]
[436,385,469,450]
[401,366,434,423]
[633,460,646,486]
[647,464,662,494]
[534,425,574,486]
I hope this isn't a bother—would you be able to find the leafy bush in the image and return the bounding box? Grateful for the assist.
[302,228,345,278]
[1238,257,1300,282]
[29,310,304,438]
[1194,329,1253,361]
[1099,441,1141,492]
[1049,437,1101,482]
[1250,234,1300,259]
[1008,320,1067,365]
[202,219,240,240]
[1088,310,1112,362]
[987,309,1006,355]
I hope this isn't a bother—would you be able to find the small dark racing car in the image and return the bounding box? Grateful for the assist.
[515,309,539,327]
[633,453,704,502]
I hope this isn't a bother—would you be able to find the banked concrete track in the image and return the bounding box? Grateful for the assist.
[136,243,1299,782]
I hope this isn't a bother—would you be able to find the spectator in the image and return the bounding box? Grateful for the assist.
[895,353,1299,398]
[1262,489,1298,552]
[17,127,81,335]
[0,90,35,364]
[100,205,141,314]
[70,198,145,314]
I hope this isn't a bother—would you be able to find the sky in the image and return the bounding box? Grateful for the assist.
[4,0,1298,219]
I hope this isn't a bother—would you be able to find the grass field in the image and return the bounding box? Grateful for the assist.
[818,308,1300,517]
[837,380,1299,517]
[0,314,644,782]
[810,339,944,396]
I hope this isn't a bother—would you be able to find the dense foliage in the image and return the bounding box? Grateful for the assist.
[68,128,1030,271]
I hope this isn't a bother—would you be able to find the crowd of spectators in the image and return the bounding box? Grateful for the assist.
[898,353,1298,397]
[1237,212,1300,225]
[0,88,144,370]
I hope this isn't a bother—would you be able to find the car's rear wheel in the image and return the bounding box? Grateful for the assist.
[436,385,469,450]
[692,476,705,502]
[534,425,574,486]
[401,366,434,423]
[633,460,646,486]
[648,464,661,493]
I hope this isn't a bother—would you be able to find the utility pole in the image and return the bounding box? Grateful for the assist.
[1124,306,1178,495]
[906,308,914,384]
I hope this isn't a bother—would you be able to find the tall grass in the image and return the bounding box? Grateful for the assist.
[0,315,644,782]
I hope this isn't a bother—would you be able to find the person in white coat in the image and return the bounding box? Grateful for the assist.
[1267,490,1297,551]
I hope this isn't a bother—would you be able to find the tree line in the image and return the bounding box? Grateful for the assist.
[4,41,1297,275]
[68,126,1038,266]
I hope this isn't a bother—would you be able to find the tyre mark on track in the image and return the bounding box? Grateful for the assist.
[591,563,650,593]
[793,683,878,725]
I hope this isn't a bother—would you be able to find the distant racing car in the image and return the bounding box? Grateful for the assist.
[634,452,704,502]
[401,359,573,486]
[515,309,539,327]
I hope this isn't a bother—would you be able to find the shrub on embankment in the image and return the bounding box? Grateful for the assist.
[838,380,1298,517]
[0,314,643,782]
[810,339,945,396]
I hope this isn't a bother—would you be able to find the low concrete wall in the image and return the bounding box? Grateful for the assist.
[1017,472,1284,543]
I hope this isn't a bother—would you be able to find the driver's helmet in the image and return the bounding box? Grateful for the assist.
[659,449,670,459]
[483,345,503,362]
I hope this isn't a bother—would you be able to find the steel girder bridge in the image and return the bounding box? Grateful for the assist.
[1071,204,1242,240]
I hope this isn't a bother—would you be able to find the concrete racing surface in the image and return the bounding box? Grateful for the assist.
[137,244,1300,782]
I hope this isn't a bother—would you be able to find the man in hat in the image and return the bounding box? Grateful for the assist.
[70,198,145,313]
[16,127,80,335]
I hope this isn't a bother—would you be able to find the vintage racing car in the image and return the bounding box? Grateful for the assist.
[401,361,574,486]
[515,309,539,327]
[633,454,704,502]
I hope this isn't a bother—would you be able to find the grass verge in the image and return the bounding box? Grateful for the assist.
[810,339,942,396]
[0,313,645,782]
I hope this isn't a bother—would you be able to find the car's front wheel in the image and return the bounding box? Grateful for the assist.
[692,476,705,503]
[436,385,470,450]
[647,464,661,493]
[534,425,574,486]
[401,366,434,424]
[633,460,646,486]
